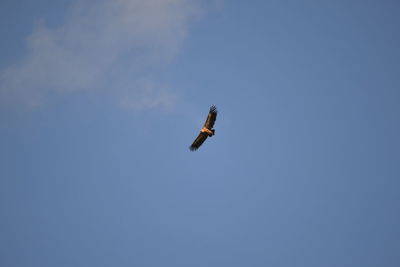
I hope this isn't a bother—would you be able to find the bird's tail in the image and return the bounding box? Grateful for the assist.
[209,129,215,137]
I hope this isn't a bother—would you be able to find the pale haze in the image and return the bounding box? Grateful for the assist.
[1,1,399,266]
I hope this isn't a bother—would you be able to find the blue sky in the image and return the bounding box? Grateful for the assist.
[1,1,400,266]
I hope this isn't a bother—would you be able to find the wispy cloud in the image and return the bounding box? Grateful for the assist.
[118,78,178,110]
[0,0,200,110]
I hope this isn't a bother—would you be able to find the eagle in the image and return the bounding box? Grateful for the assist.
[189,105,218,151]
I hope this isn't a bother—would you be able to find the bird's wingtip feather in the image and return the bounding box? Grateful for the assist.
[209,105,217,114]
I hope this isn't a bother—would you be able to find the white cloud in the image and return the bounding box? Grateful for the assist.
[118,78,178,111]
[0,0,201,110]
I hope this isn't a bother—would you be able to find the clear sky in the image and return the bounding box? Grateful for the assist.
[1,1,399,266]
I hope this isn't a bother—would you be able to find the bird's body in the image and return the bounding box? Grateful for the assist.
[200,127,214,135]
[190,105,217,151]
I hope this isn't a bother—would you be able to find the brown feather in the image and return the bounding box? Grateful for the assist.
[189,132,208,151]
[203,105,217,129]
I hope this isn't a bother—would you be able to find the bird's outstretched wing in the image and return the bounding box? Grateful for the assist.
[189,132,208,151]
[203,105,217,129]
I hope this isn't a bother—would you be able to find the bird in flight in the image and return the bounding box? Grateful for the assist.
[189,105,218,151]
